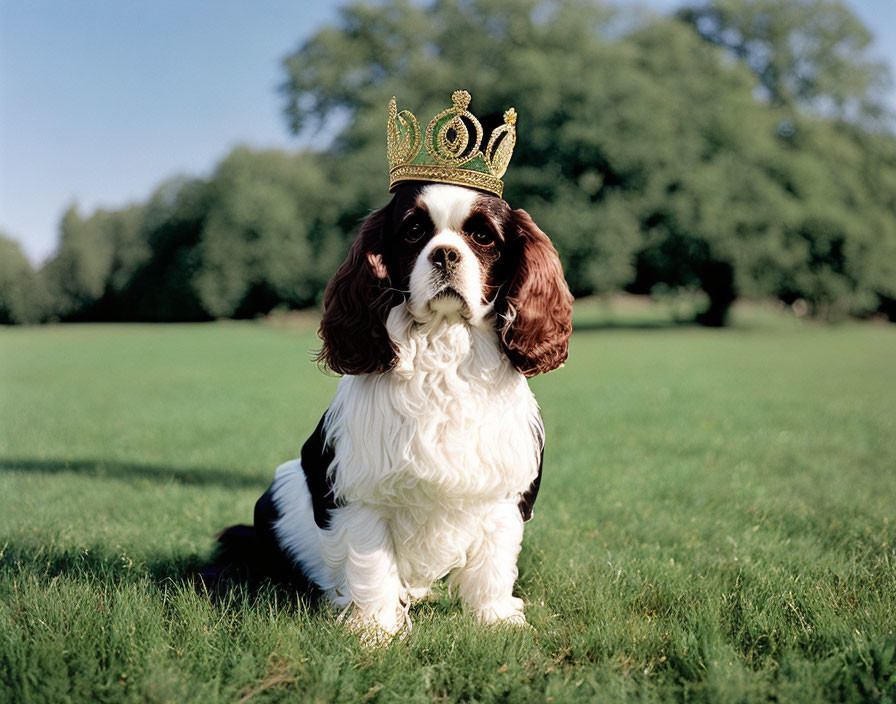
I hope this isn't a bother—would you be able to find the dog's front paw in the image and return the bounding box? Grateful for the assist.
[474,597,527,627]
[342,603,407,646]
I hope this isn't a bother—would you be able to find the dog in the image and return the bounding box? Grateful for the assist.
[224,180,573,640]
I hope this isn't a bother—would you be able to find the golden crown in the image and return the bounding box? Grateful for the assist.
[387,90,517,198]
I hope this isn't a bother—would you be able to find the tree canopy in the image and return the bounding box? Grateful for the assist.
[4,0,895,325]
[279,0,896,324]
[0,233,43,325]
[677,0,892,123]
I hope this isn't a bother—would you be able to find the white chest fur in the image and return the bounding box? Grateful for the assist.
[326,308,541,509]
[322,306,542,585]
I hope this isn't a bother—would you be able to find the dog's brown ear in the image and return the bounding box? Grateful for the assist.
[317,206,398,375]
[497,209,574,377]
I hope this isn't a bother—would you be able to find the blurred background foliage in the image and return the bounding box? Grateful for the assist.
[2,0,895,327]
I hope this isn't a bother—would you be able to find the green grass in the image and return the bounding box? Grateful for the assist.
[1,309,895,703]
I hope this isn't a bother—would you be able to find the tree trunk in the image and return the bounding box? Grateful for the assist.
[696,261,736,327]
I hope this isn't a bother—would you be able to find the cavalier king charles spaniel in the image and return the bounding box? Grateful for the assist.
[232,181,572,640]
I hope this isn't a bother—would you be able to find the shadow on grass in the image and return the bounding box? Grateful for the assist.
[0,538,322,613]
[0,459,325,607]
[0,457,266,489]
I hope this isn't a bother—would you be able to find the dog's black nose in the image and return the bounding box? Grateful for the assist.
[429,245,460,269]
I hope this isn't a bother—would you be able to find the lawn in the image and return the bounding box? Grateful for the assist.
[1,307,894,703]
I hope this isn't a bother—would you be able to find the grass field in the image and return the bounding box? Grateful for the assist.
[1,304,895,703]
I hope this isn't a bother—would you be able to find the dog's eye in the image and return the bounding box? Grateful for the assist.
[469,228,495,247]
[404,219,427,243]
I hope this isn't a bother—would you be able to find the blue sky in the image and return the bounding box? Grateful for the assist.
[2,0,895,263]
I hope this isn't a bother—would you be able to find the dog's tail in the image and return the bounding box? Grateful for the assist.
[198,523,262,585]
[199,522,309,590]
[197,482,314,592]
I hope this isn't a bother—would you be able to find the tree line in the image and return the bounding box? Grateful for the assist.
[3,0,895,326]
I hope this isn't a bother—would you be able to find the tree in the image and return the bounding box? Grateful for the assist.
[113,177,211,322]
[37,202,150,321]
[193,148,337,317]
[618,18,797,325]
[39,205,116,320]
[677,0,893,124]
[0,233,44,324]
[280,0,791,323]
[280,0,896,325]
[760,119,896,318]
[9,0,895,326]
[281,0,643,298]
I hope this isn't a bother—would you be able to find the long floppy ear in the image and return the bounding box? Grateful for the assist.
[497,209,574,377]
[317,205,398,375]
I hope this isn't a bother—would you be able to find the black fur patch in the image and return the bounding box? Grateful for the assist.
[253,483,281,548]
[300,413,339,529]
[518,413,544,522]
[518,448,543,522]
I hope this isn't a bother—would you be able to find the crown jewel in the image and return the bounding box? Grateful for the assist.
[387,90,517,198]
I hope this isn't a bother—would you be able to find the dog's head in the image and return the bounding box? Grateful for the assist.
[317,183,573,377]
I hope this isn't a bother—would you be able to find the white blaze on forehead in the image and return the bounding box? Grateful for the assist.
[418,184,479,232]
[406,184,492,323]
